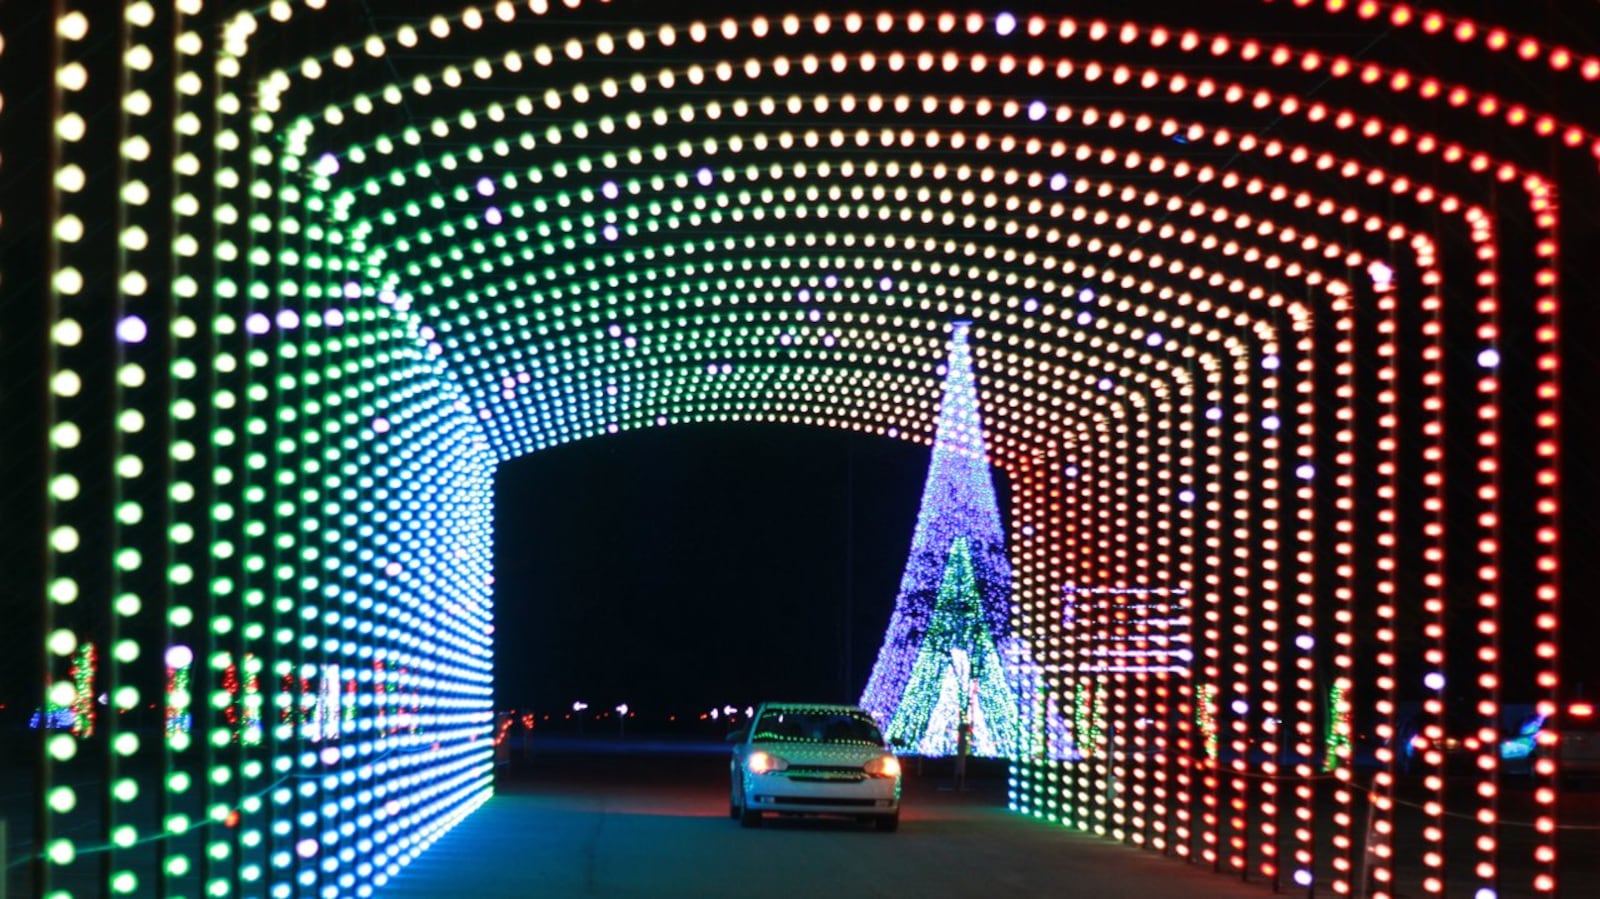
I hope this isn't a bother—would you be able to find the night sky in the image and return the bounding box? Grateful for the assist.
[491,423,967,720]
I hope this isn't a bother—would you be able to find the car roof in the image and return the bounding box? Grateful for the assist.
[757,702,870,714]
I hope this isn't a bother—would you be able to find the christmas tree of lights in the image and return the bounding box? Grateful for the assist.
[861,322,1027,757]
[884,538,1022,755]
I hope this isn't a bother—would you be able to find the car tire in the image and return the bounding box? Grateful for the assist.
[729,767,745,815]
[739,806,763,829]
[874,812,899,833]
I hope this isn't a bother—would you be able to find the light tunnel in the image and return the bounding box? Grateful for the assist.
[10,0,1594,896]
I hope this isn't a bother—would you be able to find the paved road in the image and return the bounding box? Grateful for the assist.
[384,743,1267,899]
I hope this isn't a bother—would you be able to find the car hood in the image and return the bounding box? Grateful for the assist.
[750,741,890,766]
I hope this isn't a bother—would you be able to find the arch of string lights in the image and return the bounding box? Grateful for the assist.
[13,0,1596,896]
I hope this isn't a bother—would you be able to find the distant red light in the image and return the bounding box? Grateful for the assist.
[1571,701,1595,719]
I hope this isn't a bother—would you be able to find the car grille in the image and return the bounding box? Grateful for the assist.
[785,764,866,783]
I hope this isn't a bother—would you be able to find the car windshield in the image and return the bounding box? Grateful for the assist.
[752,709,884,746]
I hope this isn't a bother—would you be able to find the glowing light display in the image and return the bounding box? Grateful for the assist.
[68,641,96,738]
[1064,587,1192,677]
[861,323,1029,757]
[165,645,194,741]
[8,2,1586,897]
[1197,683,1221,764]
[1071,677,1110,761]
[883,537,1022,756]
[1323,682,1350,773]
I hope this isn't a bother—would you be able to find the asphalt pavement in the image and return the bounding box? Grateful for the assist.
[383,739,1268,899]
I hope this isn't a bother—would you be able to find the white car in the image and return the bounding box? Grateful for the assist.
[728,702,902,831]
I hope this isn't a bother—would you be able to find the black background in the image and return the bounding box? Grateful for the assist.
[491,424,937,722]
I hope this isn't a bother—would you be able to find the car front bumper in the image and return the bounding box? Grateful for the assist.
[744,770,900,816]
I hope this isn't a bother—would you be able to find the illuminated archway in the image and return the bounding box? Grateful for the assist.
[17,2,1589,897]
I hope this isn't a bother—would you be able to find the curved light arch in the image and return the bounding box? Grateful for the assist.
[243,5,1555,889]
[297,123,1312,505]
[21,2,1586,899]
[275,15,1363,889]
[302,126,1286,492]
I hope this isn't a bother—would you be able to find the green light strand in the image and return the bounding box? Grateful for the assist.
[70,642,96,738]
[1198,683,1219,764]
[1323,682,1350,773]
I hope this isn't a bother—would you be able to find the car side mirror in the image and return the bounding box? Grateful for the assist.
[725,728,748,743]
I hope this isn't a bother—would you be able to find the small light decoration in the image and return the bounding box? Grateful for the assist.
[307,665,342,744]
[280,672,311,730]
[241,654,264,746]
[164,645,193,742]
[1072,678,1108,760]
[1069,588,1193,676]
[30,695,75,731]
[1323,682,1351,773]
[68,642,96,738]
[493,714,517,747]
[1198,683,1220,764]
[221,661,240,736]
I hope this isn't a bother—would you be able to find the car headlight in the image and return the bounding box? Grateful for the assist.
[864,755,901,778]
[747,751,789,774]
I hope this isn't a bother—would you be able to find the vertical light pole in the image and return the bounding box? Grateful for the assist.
[573,701,588,736]
[616,703,629,740]
[955,649,973,791]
